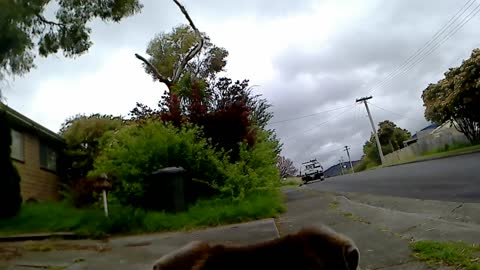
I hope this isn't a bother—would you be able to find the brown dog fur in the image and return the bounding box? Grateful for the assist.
[152,225,360,270]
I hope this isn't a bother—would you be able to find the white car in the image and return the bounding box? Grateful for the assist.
[301,159,325,183]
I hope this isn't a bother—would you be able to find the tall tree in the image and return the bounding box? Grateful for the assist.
[0,0,142,94]
[135,0,227,90]
[362,120,411,164]
[422,48,480,143]
[132,1,282,157]
[59,114,123,182]
[142,25,228,86]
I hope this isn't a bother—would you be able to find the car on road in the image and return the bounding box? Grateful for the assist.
[301,159,325,183]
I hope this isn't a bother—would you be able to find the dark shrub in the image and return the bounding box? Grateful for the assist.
[0,110,22,218]
[69,178,98,208]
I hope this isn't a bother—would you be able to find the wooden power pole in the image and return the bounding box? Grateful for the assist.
[356,96,385,165]
[344,146,354,173]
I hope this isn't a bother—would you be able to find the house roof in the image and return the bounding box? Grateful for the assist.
[405,122,440,141]
[0,102,64,145]
[420,122,439,131]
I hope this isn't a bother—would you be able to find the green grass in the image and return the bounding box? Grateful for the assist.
[387,143,480,166]
[329,202,339,210]
[365,142,480,168]
[0,189,285,238]
[411,240,480,270]
[341,212,371,224]
[421,143,480,158]
[278,177,302,187]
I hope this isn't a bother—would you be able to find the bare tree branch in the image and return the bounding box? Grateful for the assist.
[134,53,172,88]
[173,0,198,36]
[134,0,203,89]
[172,0,204,83]
[35,14,65,27]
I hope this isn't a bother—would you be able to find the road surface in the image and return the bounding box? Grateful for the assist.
[308,152,480,202]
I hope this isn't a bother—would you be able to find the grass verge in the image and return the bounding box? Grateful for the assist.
[411,240,480,270]
[421,143,480,159]
[0,189,285,239]
[278,177,302,187]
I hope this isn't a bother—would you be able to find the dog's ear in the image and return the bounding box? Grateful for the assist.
[152,241,209,270]
[344,245,360,270]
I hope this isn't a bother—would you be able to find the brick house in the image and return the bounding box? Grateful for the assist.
[3,103,64,201]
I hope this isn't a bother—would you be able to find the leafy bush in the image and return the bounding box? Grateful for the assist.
[90,121,226,207]
[219,130,280,200]
[353,159,368,172]
[59,114,123,181]
[133,77,265,162]
[90,120,280,208]
[59,114,123,207]
[353,158,379,172]
[0,110,22,218]
[61,178,99,208]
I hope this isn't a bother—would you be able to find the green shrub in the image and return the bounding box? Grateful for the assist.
[353,159,367,172]
[0,110,22,218]
[58,114,124,207]
[90,121,226,207]
[354,158,380,172]
[91,121,280,206]
[219,130,280,200]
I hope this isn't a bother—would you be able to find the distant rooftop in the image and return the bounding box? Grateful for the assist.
[420,122,439,132]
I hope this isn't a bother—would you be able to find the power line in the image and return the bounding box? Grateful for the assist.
[304,146,345,161]
[367,0,477,94]
[282,105,356,142]
[367,0,479,95]
[293,107,357,164]
[371,2,480,94]
[368,102,426,123]
[269,104,353,125]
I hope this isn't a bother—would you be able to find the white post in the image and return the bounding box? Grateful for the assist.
[103,190,109,218]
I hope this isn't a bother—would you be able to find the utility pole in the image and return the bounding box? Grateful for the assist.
[339,157,345,175]
[344,146,354,173]
[356,96,385,165]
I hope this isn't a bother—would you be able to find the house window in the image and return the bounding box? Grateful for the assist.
[40,143,57,172]
[11,129,24,161]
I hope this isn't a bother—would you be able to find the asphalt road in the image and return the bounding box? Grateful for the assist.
[308,152,480,202]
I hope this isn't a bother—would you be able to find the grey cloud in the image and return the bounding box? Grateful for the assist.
[5,0,480,171]
[264,0,478,169]
[187,0,315,20]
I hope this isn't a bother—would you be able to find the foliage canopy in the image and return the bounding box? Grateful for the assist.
[0,0,142,82]
[422,48,480,143]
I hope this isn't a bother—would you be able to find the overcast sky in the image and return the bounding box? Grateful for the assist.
[3,0,480,169]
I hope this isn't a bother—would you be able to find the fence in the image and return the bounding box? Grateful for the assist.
[384,127,469,165]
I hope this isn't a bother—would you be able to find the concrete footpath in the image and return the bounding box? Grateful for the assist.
[2,187,480,270]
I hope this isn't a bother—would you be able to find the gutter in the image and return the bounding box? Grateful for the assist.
[0,102,64,145]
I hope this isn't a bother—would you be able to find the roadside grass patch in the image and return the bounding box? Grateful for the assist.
[341,212,371,225]
[279,180,301,187]
[421,143,480,158]
[411,240,480,270]
[329,202,339,210]
[0,189,285,238]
